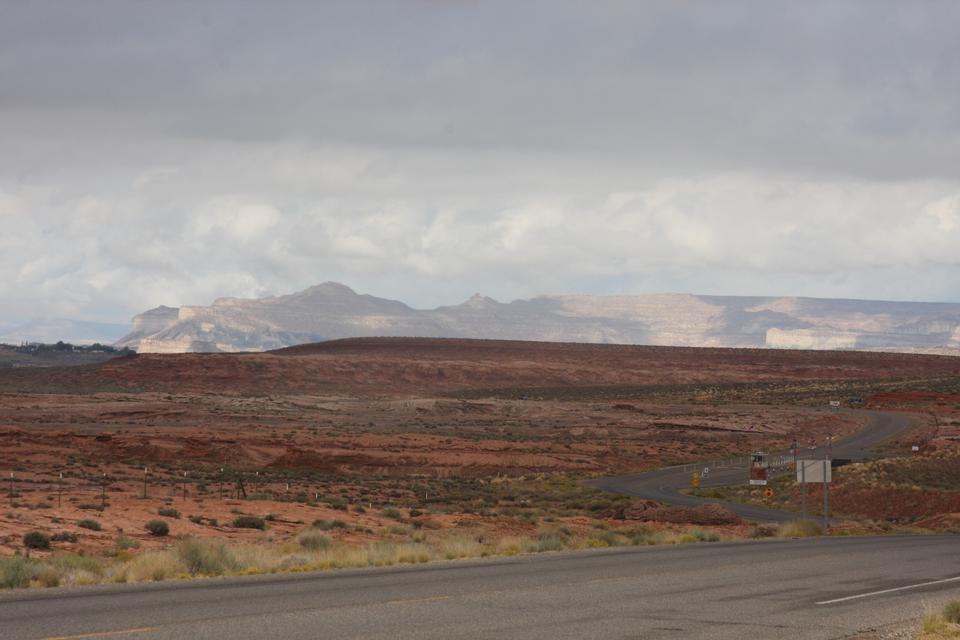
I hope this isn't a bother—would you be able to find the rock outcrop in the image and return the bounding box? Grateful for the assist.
[115,282,960,354]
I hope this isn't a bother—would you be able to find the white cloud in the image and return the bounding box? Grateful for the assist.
[926,195,960,232]
[1,2,959,323]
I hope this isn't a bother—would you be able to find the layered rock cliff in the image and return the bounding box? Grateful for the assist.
[115,283,960,354]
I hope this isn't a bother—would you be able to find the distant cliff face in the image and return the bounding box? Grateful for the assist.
[115,283,960,354]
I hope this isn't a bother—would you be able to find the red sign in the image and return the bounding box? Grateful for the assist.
[750,451,768,486]
[749,465,768,486]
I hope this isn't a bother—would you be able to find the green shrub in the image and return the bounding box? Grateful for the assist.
[232,516,266,530]
[590,530,622,547]
[188,515,203,524]
[690,528,720,543]
[0,557,38,589]
[116,533,140,550]
[77,519,102,531]
[145,520,169,536]
[297,531,331,551]
[312,519,348,531]
[23,531,50,550]
[535,534,565,552]
[50,553,104,577]
[175,539,237,576]
[326,497,348,511]
[943,600,960,624]
[158,508,181,519]
[51,532,79,543]
[750,524,778,538]
[382,507,403,520]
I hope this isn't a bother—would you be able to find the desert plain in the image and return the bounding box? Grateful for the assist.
[1,338,959,586]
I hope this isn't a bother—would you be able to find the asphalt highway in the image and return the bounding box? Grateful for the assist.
[591,410,913,522]
[2,535,959,639]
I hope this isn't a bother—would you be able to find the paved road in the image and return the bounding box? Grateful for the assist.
[2,535,959,639]
[591,410,913,522]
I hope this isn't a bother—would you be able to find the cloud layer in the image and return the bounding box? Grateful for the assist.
[1,2,959,322]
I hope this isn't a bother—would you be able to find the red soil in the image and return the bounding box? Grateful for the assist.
[4,337,958,396]
[1,338,958,554]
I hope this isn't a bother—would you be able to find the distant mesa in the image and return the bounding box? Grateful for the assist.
[1,318,129,346]
[114,281,960,355]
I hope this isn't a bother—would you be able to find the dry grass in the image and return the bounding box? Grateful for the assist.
[777,520,824,538]
[113,550,186,583]
[918,601,960,639]
[0,518,737,591]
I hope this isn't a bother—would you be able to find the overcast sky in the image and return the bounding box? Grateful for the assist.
[1,1,959,325]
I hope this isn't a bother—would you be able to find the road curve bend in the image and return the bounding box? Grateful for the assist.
[590,410,913,522]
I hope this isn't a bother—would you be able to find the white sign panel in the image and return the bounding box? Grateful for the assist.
[796,459,832,483]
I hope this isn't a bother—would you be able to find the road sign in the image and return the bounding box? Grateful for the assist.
[911,445,920,452]
[749,451,768,486]
[763,488,774,498]
[691,472,701,488]
[829,400,841,408]
[702,467,709,476]
[796,459,831,483]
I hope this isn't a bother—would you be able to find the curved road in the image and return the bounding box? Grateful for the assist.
[591,410,913,522]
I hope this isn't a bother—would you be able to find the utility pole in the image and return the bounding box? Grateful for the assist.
[142,467,148,499]
[57,472,62,508]
[183,471,188,502]
[101,473,107,510]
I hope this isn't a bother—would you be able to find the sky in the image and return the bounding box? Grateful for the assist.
[1,1,959,326]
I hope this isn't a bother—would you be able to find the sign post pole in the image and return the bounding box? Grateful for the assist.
[823,458,829,529]
[800,460,807,521]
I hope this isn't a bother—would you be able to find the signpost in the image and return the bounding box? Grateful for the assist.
[796,459,832,483]
[749,452,768,486]
[691,471,701,488]
[797,458,832,527]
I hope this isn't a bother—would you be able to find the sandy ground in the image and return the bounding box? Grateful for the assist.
[1,338,958,557]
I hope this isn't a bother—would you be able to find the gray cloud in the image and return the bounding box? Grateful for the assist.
[1,1,959,323]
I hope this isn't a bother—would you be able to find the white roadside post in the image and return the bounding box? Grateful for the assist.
[797,459,832,526]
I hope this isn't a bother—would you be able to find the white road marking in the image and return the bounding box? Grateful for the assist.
[816,576,960,605]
